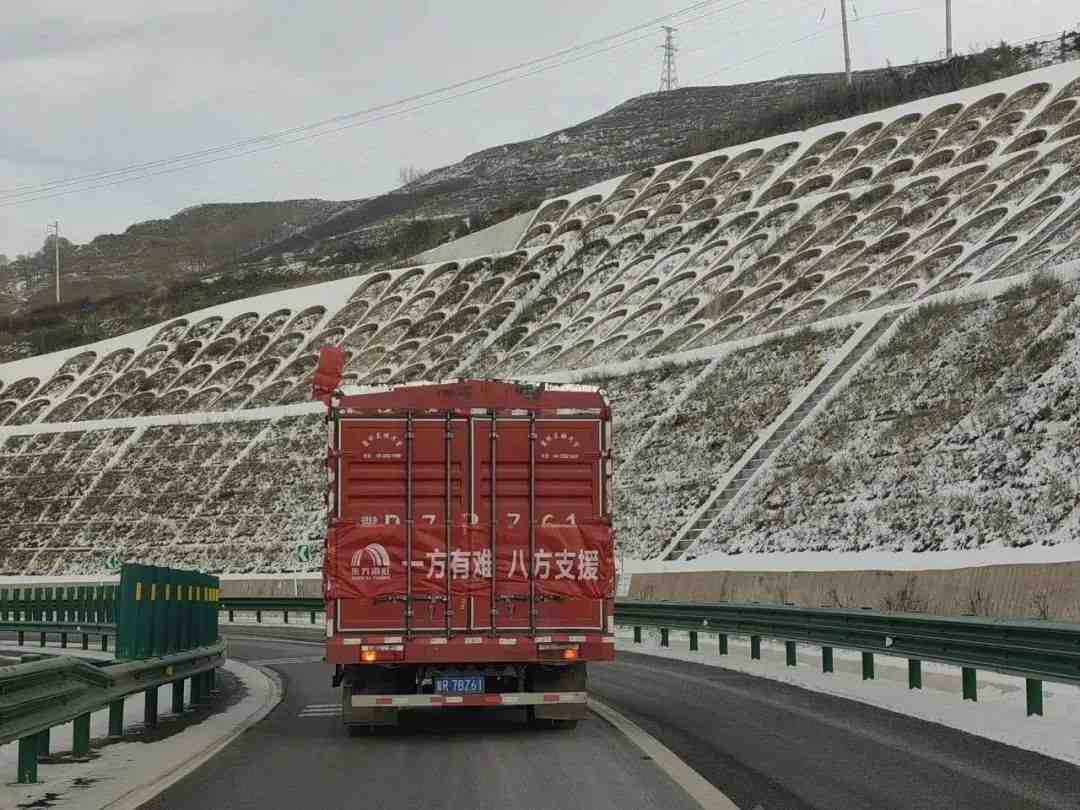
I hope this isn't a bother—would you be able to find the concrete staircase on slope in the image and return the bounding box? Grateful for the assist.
[662,311,904,561]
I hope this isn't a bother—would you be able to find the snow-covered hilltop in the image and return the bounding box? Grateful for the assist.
[2,61,1080,575]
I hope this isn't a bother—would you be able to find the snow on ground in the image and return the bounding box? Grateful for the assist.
[415,211,535,264]
[0,656,279,810]
[626,540,1080,574]
[701,276,1080,559]
[615,627,1080,766]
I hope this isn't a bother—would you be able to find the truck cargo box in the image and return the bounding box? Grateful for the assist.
[313,353,615,729]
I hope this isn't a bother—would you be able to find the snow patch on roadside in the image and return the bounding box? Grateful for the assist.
[0,659,280,810]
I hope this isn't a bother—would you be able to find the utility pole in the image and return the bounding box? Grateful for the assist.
[945,0,953,58]
[659,26,679,92]
[48,220,60,303]
[840,0,853,88]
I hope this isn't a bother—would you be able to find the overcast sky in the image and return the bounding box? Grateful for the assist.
[1,0,1077,257]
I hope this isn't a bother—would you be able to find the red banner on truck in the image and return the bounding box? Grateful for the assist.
[325,521,614,602]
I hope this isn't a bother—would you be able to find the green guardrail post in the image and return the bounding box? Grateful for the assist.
[40,631,46,648]
[101,633,109,652]
[256,609,262,624]
[962,667,977,701]
[82,632,89,651]
[172,679,185,714]
[36,728,50,758]
[18,735,37,783]
[191,672,203,704]
[117,564,137,659]
[73,713,91,756]
[862,652,875,680]
[1026,678,1043,717]
[785,640,797,667]
[109,700,124,737]
[822,646,834,673]
[689,631,698,651]
[0,587,8,622]
[229,610,235,623]
[165,579,178,655]
[148,567,163,657]
[145,687,159,728]
[750,635,761,660]
[908,659,922,689]
[17,630,24,645]
[660,628,669,647]
[633,626,641,644]
[283,609,289,624]
[310,610,316,625]
[718,633,728,655]
[60,632,68,649]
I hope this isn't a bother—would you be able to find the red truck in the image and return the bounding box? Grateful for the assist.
[312,348,615,732]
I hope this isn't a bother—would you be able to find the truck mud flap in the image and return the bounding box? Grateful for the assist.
[342,686,400,727]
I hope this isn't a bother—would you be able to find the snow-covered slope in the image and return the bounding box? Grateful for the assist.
[2,62,1080,574]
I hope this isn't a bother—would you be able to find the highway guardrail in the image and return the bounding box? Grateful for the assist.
[0,563,223,784]
[616,599,1080,718]
[0,642,225,783]
[218,596,1080,718]
[219,596,324,625]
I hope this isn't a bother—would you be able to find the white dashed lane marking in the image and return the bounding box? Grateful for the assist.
[299,703,342,717]
[247,656,325,666]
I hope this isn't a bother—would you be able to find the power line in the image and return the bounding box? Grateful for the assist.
[697,5,932,80]
[1,0,752,206]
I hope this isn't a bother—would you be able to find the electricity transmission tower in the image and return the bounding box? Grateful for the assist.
[659,26,679,92]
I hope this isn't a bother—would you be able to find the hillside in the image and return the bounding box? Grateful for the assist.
[1,58,1079,576]
[1,199,354,314]
[4,35,1073,365]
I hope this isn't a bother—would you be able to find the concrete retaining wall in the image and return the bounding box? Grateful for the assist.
[628,562,1080,622]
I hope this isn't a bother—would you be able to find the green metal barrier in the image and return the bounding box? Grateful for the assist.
[116,564,219,660]
[0,583,117,626]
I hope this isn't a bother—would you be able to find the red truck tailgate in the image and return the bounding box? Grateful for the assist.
[326,407,613,638]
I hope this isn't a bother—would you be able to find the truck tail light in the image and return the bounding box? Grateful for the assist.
[359,645,403,663]
[538,643,580,661]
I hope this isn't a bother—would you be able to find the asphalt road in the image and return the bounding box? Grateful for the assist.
[139,633,701,810]
[137,629,1080,810]
[591,652,1080,810]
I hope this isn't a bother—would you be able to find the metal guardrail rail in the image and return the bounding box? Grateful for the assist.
[0,621,115,651]
[220,596,324,625]
[0,563,223,784]
[616,599,1080,716]
[0,642,225,783]
[218,596,1080,718]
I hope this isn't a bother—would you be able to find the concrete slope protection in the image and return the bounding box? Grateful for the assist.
[143,629,1080,810]
[4,62,1080,577]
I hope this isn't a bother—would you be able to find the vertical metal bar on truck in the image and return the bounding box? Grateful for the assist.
[405,410,414,640]
[528,411,537,636]
[488,410,498,635]
[444,410,453,640]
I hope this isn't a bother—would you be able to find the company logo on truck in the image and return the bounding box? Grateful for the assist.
[539,431,582,461]
[360,431,404,461]
[350,543,392,580]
